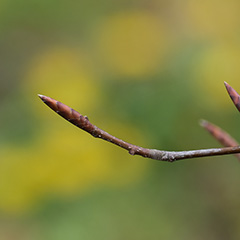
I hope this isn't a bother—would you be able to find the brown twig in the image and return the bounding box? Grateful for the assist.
[198,81,240,161]
[200,119,240,161]
[38,87,240,162]
[224,81,240,112]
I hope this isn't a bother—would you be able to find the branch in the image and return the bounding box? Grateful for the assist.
[200,119,240,161]
[224,81,240,112]
[38,82,240,162]
[197,82,240,161]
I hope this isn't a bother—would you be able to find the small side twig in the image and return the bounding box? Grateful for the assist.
[200,119,240,161]
[38,82,240,162]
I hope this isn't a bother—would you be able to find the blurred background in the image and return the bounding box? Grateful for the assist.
[1,0,240,239]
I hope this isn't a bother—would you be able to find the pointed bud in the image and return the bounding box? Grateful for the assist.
[224,82,240,112]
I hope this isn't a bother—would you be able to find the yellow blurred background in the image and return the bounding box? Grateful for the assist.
[1,0,240,239]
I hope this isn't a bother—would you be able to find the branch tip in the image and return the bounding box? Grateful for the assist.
[38,94,47,102]
[199,119,208,128]
[224,82,240,112]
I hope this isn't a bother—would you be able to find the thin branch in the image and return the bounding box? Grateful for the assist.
[200,119,240,161]
[38,93,240,162]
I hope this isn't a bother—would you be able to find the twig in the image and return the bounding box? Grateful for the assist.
[224,81,240,112]
[200,119,240,161]
[38,88,240,162]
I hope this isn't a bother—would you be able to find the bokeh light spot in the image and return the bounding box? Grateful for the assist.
[96,11,169,78]
[24,46,100,117]
[193,44,240,108]
[185,0,240,40]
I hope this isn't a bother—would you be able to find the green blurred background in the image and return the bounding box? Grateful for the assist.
[1,0,240,239]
